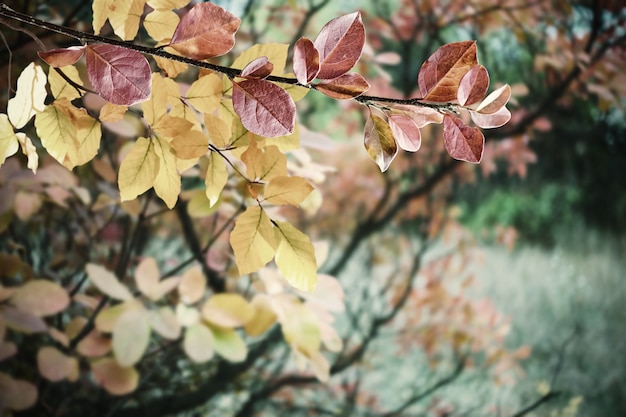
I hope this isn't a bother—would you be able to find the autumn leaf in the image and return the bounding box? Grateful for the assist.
[230,206,276,275]
[38,46,85,67]
[443,114,485,163]
[293,37,320,84]
[7,62,47,129]
[92,0,145,40]
[315,73,370,99]
[244,294,277,336]
[210,326,247,362]
[148,307,181,340]
[185,73,222,114]
[178,267,206,304]
[205,150,228,207]
[144,10,179,42]
[232,79,296,138]
[183,323,214,363]
[240,56,274,79]
[85,263,133,301]
[475,84,512,114]
[86,44,151,105]
[418,41,478,102]
[169,2,240,59]
[142,74,168,125]
[470,106,511,128]
[113,308,150,367]
[364,113,398,172]
[458,65,489,106]
[91,358,139,395]
[274,221,318,292]
[0,115,19,166]
[153,135,181,208]
[201,293,254,328]
[17,133,39,173]
[241,142,288,181]
[118,137,159,202]
[313,12,365,79]
[37,346,78,381]
[135,257,180,301]
[280,300,321,357]
[0,373,38,411]
[48,65,83,101]
[170,131,209,159]
[388,113,421,152]
[10,280,69,317]
[264,176,314,206]
[232,43,289,76]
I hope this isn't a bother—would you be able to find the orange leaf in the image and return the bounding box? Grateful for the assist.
[315,73,370,99]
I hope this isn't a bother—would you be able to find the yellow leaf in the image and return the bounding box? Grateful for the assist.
[108,0,146,40]
[230,206,276,275]
[170,130,209,159]
[147,0,190,9]
[264,122,300,152]
[0,115,19,166]
[90,358,139,395]
[264,176,314,206]
[95,299,144,333]
[154,54,188,78]
[232,43,289,76]
[35,102,80,169]
[178,266,206,304]
[153,115,194,138]
[142,73,168,125]
[8,62,47,129]
[153,135,181,208]
[170,101,201,130]
[204,113,231,148]
[187,189,220,217]
[16,133,39,173]
[210,325,247,362]
[274,221,318,292]
[205,151,228,207]
[185,73,222,114]
[48,65,83,100]
[244,294,277,336]
[143,10,179,42]
[113,308,150,367]
[86,263,134,301]
[68,107,102,166]
[183,323,214,363]
[99,103,128,122]
[241,141,287,181]
[148,306,181,340]
[279,299,321,357]
[278,75,309,102]
[118,137,159,202]
[134,257,160,299]
[201,293,254,328]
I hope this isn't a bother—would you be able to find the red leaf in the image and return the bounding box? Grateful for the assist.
[388,114,421,152]
[315,73,370,100]
[232,79,296,138]
[469,106,511,128]
[457,65,489,106]
[418,41,478,102]
[313,12,365,80]
[364,113,398,172]
[443,114,484,163]
[476,84,511,114]
[240,57,273,79]
[86,44,151,106]
[169,3,240,60]
[38,46,86,68]
[293,37,319,84]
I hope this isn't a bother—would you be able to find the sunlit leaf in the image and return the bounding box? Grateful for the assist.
[244,294,277,337]
[7,63,47,129]
[113,308,150,367]
[144,10,179,42]
[314,12,365,79]
[230,206,276,275]
[264,176,314,206]
[118,137,159,202]
[210,325,247,362]
[38,46,85,67]
[48,65,83,101]
[364,113,398,172]
[443,114,485,163]
[418,41,477,102]
[171,131,209,159]
[274,221,318,292]
[280,301,320,357]
[86,263,133,301]
[91,357,139,395]
[95,300,144,333]
[240,56,274,79]
[293,37,319,84]
[201,293,254,328]
[0,115,19,166]
[476,84,512,114]
[470,106,511,128]
[388,113,421,152]
[315,73,370,99]
[153,135,181,208]
[458,65,489,106]
[232,79,296,138]
[205,113,231,147]
[10,280,69,317]
[232,43,289,76]
[241,141,287,181]
[169,2,240,59]
[86,44,151,105]
[147,0,189,8]
[152,115,194,138]
[142,73,168,125]
[183,323,214,363]
[178,266,206,305]
[205,150,228,207]
[185,73,222,114]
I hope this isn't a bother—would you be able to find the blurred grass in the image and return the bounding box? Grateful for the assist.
[472,227,626,417]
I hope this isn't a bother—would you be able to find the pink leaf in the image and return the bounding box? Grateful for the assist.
[293,37,319,84]
[240,57,274,79]
[315,73,370,99]
[169,3,240,60]
[232,79,295,138]
[457,65,489,106]
[443,114,485,163]
[388,114,421,152]
[313,12,365,80]
[86,44,151,105]
[476,84,512,114]
[469,106,511,128]
[38,46,86,68]
[392,104,444,127]
[418,41,478,102]
[364,113,398,172]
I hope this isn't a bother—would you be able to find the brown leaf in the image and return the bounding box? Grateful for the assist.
[38,46,86,68]
[293,37,319,84]
[232,79,295,138]
[240,57,274,79]
[418,41,478,102]
[457,65,489,106]
[364,113,398,172]
[86,44,151,105]
[443,114,484,163]
[314,12,365,79]
[388,113,421,152]
[315,73,370,99]
[169,3,240,60]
